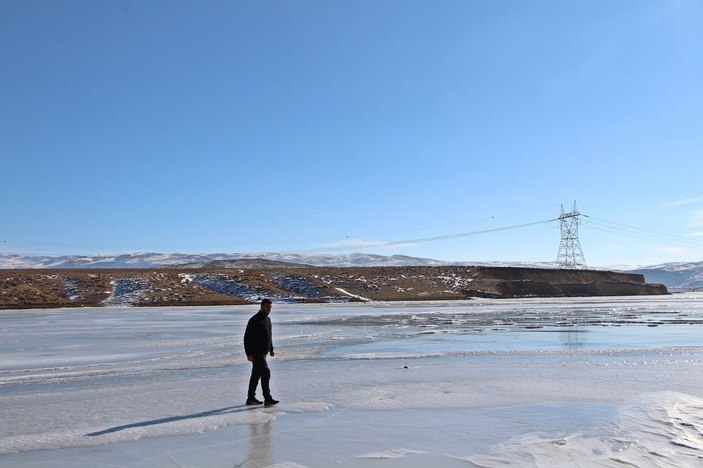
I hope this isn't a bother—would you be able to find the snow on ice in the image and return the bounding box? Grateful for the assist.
[1,294,703,466]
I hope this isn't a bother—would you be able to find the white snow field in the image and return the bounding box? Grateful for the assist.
[1,295,703,467]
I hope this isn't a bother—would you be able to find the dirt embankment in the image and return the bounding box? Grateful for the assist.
[0,266,667,310]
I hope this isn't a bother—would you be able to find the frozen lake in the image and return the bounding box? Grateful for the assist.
[2,294,703,466]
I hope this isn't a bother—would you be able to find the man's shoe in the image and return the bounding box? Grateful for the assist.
[246,397,263,405]
[264,398,279,406]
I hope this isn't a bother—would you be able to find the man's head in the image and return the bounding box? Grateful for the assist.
[260,298,272,316]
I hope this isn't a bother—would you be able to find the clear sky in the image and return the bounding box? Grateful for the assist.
[2,0,703,267]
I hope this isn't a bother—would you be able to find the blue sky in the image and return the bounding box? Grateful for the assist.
[2,0,703,266]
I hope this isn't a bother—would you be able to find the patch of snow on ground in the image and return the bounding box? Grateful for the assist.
[271,274,320,297]
[438,273,475,290]
[178,273,194,283]
[334,287,371,302]
[60,277,81,301]
[100,279,149,306]
[192,273,261,300]
[192,273,301,303]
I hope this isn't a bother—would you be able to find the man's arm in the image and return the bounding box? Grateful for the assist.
[268,317,274,356]
[243,319,254,358]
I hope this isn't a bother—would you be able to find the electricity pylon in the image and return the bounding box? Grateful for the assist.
[555,201,587,269]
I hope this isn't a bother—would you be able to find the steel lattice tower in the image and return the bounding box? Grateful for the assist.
[555,201,587,269]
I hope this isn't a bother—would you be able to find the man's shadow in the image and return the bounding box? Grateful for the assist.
[86,405,259,437]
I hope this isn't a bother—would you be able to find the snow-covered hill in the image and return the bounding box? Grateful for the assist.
[0,252,446,269]
[0,253,227,269]
[624,261,703,291]
[0,252,562,270]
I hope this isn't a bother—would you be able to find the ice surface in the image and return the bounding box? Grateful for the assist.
[1,294,703,466]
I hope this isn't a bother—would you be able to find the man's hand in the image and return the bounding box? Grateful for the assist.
[270,350,275,357]
[247,355,253,362]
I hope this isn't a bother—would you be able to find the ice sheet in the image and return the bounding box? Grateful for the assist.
[2,294,703,466]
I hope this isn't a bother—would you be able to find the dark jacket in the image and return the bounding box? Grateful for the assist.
[244,311,273,356]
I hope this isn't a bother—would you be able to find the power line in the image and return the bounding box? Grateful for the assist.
[8,207,702,256]
[584,217,703,250]
[300,218,556,253]
[303,208,703,256]
[382,219,556,246]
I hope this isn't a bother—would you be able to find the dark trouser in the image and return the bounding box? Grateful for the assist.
[248,354,271,399]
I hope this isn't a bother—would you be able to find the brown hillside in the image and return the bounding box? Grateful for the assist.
[0,266,667,310]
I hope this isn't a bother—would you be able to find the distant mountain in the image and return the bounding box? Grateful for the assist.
[624,261,703,291]
[262,253,450,267]
[173,258,314,269]
[0,252,452,269]
[0,253,231,269]
[0,252,562,270]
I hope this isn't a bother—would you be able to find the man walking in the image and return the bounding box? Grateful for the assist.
[244,298,279,406]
